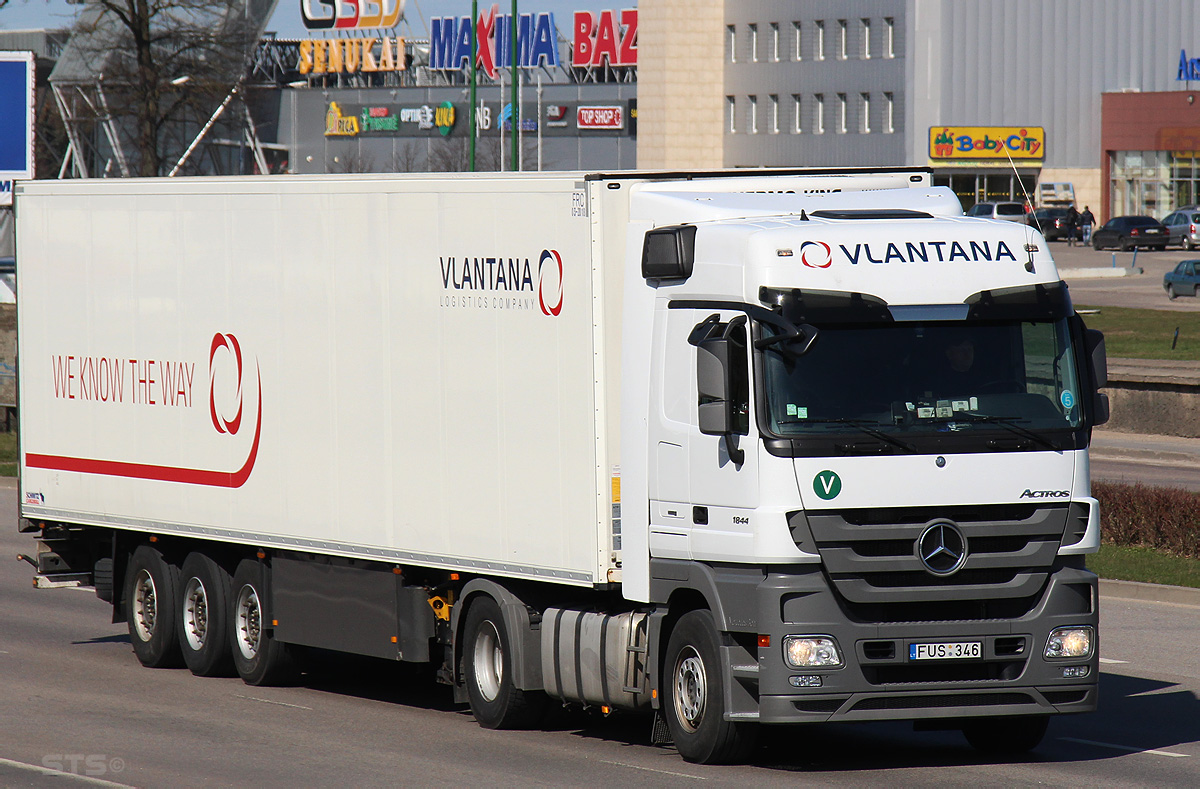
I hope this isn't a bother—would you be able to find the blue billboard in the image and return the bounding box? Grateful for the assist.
[0,51,35,207]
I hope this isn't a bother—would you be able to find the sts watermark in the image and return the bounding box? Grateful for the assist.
[42,754,126,776]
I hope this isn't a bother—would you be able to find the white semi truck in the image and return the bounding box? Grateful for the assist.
[15,168,1107,764]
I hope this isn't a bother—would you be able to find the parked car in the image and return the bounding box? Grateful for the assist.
[1026,207,1072,240]
[964,201,1029,223]
[1164,259,1200,299]
[1161,208,1200,249]
[1091,215,1168,251]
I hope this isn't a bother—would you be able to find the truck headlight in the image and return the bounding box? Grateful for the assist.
[1044,626,1093,659]
[783,636,842,668]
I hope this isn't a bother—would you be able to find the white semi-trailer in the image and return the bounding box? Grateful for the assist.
[15,169,1107,764]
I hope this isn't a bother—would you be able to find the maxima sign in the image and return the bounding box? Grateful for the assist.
[0,51,35,208]
[429,8,560,76]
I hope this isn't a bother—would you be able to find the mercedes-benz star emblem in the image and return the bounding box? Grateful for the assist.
[916,522,968,576]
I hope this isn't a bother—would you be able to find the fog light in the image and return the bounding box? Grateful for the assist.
[1045,626,1093,659]
[1062,665,1090,678]
[783,636,842,668]
[789,675,823,688]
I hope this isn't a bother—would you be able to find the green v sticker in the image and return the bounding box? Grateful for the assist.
[813,470,841,500]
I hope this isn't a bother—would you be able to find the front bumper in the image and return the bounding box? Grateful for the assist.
[753,563,1098,724]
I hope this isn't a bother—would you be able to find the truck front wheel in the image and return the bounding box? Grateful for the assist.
[663,610,757,764]
[125,545,183,668]
[463,596,545,729]
[961,715,1049,754]
[230,559,297,686]
[178,552,235,677]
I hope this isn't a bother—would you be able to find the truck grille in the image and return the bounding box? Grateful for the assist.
[793,503,1075,623]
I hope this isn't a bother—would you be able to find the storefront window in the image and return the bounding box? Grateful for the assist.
[1110,150,1195,218]
[934,172,1038,212]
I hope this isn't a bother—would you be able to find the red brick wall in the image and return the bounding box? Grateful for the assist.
[1101,91,1200,223]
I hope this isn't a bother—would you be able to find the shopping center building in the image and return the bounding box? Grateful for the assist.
[637,0,1200,221]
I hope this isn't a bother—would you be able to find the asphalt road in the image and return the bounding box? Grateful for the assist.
[2,482,1197,787]
[1053,242,1200,311]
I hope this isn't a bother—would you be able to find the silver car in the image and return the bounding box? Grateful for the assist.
[1161,208,1200,250]
[964,201,1030,223]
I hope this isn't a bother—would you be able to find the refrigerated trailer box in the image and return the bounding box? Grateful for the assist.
[16,169,1109,764]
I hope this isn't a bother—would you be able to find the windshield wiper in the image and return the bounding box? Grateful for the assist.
[784,418,919,454]
[951,414,1061,451]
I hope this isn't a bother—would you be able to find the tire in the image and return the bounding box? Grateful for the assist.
[1154,245,1167,252]
[462,596,546,729]
[1168,284,1178,300]
[1184,237,1194,251]
[662,610,758,765]
[125,545,183,668]
[178,552,235,677]
[1119,238,1131,251]
[230,559,298,686]
[1092,238,1102,251]
[962,715,1049,755]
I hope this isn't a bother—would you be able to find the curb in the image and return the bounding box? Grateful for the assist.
[1099,578,1200,608]
[1059,267,1143,279]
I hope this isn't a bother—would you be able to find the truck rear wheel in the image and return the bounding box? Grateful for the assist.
[663,610,757,764]
[125,545,183,668]
[961,715,1049,754]
[463,596,545,729]
[230,559,297,686]
[178,552,235,677]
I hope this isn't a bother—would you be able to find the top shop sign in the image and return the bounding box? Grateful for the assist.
[428,7,637,75]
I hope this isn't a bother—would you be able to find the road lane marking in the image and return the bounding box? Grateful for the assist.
[1058,737,1189,758]
[0,756,135,787]
[1098,657,1129,664]
[599,760,708,780]
[233,694,313,710]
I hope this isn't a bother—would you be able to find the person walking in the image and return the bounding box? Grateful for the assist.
[1064,204,1080,247]
[1079,206,1095,245]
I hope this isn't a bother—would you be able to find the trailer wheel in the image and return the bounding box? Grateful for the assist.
[663,610,757,764]
[230,559,297,686]
[125,545,183,668]
[961,715,1049,754]
[463,596,545,729]
[178,552,235,677]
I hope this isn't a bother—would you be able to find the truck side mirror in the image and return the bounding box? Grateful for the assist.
[1084,328,1109,426]
[696,337,734,436]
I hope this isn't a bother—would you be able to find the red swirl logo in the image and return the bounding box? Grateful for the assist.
[538,249,564,316]
[800,241,833,268]
[209,333,243,435]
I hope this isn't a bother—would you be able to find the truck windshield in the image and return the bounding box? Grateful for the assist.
[759,315,1084,452]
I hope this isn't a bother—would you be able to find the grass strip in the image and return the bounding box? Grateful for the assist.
[1087,543,1200,589]
[0,432,14,478]
[1076,304,1200,361]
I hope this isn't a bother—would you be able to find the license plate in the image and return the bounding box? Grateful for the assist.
[909,641,982,660]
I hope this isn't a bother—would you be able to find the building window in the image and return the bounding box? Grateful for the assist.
[814,93,825,134]
[792,22,802,60]
[749,23,758,62]
[792,94,802,133]
[769,94,779,133]
[885,17,895,58]
[815,21,825,60]
[749,95,758,134]
[837,19,847,60]
[770,23,780,62]
[837,93,847,133]
[862,18,871,59]
[727,25,736,63]
[861,93,871,133]
[727,95,736,133]
[884,92,895,133]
